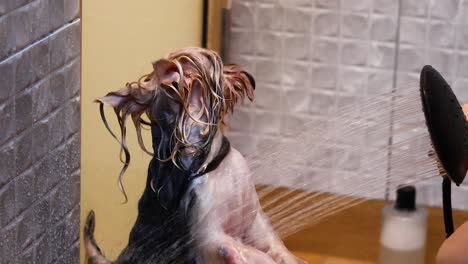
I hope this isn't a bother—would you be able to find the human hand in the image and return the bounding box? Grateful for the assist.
[436,221,468,264]
[436,104,468,263]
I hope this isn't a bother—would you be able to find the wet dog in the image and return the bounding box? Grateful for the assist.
[84,47,306,264]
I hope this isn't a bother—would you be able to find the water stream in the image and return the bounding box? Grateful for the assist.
[241,83,440,238]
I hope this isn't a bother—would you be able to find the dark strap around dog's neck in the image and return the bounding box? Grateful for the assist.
[187,136,231,181]
[204,136,231,174]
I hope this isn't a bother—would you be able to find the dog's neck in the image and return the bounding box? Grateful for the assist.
[198,131,224,173]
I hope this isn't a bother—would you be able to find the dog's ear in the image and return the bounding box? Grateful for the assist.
[95,75,157,203]
[96,87,131,108]
[222,64,255,114]
[152,59,180,87]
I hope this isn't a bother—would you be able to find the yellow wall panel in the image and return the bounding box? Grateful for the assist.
[81,1,203,262]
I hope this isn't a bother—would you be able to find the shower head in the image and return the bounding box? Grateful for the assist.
[420,65,468,186]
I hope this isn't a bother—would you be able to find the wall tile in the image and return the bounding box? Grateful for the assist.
[32,79,50,121]
[457,25,468,51]
[0,143,16,187]
[453,78,468,102]
[397,46,425,72]
[48,109,65,150]
[283,7,312,33]
[0,183,15,227]
[256,31,282,57]
[64,97,80,139]
[314,11,339,36]
[338,67,368,94]
[284,0,314,8]
[34,235,49,264]
[254,85,282,111]
[48,146,68,190]
[66,58,81,99]
[312,39,339,64]
[49,70,66,111]
[371,16,397,42]
[368,70,393,95]
[428,49,455,77]
[316,0,339,9]
[257,4,283,32]
[255,111,282,136]
[17,247,34,264]
[47,219,66,262]
[335,146,362,171]
[48,0,65,30]
[0,101,15,145]
[64,0,80,22]
[226,108,252,132]
[0,59,16,101]
[65,21,80,61]
[35,156,50,194]
[30,0,51,41]
[2,224,18,261]
[227,132,257,155]
[342,14,369,40]
[341,0,372,12]
[256,59,281,84]
[369,44,395,69]
[399,18,426,45]
[430,0,460,22]
[280,114,310,138]
[341,41,368,66]
[67,134,80,174]
[308,91,335,115]
[310,65,337,90]
[16,209,36,252]
[32,120,49,162]
[15,91,32,133]
[0,13,15,60]
[429,22,456,49]
[3,0,31,14]
[14,169,35,215]
[285,34,310,61]
[373,0,399,15]
[16,39,50,92]
[49,29,66,71]
[232,1,255,29]
[11,6,32,51]
[15,131,32,175]
[401,0,429,18]
[282,62,310,87]
[282,90,310,114]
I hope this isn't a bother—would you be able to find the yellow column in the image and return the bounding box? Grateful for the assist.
[81,1,203,262]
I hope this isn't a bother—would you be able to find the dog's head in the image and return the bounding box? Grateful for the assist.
[97,47,255,199]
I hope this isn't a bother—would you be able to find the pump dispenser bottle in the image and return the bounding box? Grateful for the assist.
[379,186,428,264]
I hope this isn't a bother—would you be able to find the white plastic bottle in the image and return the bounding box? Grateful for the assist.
[379,186,428,264]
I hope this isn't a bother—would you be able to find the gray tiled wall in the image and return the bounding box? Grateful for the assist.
[0,0,80,263]
[225,0,468,210]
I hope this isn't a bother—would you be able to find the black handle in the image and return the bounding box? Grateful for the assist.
[442,177,454,238]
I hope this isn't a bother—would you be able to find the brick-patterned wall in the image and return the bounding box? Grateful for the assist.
[225,0,468,210]
[0,1,80,263]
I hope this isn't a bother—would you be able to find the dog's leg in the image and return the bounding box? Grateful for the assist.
[84,211,112,264]
[246,210,308,264]
[203,234,277,264]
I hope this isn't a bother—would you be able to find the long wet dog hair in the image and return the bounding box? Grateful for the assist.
[95,47,255,202]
